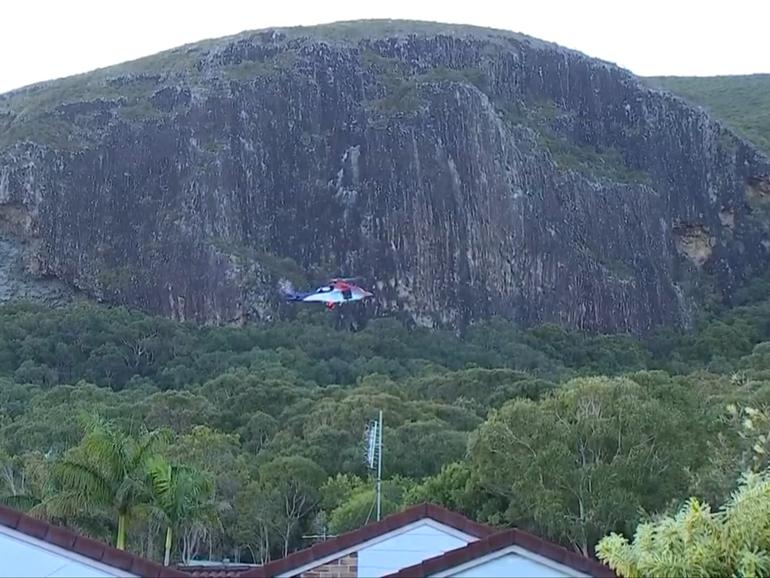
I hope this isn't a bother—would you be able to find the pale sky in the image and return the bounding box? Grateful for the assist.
[2,0,768,94]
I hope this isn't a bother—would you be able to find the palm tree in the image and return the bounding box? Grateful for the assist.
[146,456,217,565]
[50,415,170,550]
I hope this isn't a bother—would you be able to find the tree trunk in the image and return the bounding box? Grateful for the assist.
[147,523,155,561]
[116,513,127,550]
[283,521,291,557]
[164,526,173,566]
[262,523,271,563]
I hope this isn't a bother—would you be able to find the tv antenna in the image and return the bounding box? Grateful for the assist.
[364,410,383,521]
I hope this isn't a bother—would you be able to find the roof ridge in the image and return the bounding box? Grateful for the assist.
[241,502,494,578]
[0,503,190,577]
[384,527,616,578]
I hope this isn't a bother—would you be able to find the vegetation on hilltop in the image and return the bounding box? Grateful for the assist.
[647,74,770,157]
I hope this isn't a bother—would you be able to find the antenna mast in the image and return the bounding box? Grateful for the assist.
[364,410,384,522]
[376,410,383,521]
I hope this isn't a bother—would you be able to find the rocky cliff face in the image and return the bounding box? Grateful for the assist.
[1,20,769,333]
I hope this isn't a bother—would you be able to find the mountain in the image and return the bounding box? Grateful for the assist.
[1,20,768,333]
[646,74,770,157]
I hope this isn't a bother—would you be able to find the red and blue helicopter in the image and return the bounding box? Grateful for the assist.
[283,277,374,310]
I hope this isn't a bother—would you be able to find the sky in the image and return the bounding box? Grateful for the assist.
[1,0,768,94]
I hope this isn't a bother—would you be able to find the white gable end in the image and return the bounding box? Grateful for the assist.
[432,546,592,578]
[357,520,477,577]
[280,519,479,578]
[0,526,137,578]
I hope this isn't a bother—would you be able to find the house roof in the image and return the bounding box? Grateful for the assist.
[241,503,495,578]
[178,564,256,578]
[0,503,189,578]
[384,528,616,578]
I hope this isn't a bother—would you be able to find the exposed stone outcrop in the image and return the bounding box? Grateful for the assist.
[0,20,768,333]
[673,224,715,268]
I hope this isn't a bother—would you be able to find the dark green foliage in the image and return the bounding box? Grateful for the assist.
[321,475,409,534]
[469,376,708,554]
[645,294,770,373]
[405,462,504,522]
[2,293,770,561]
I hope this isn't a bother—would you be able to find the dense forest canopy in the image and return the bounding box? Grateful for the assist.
[2,64,770,574]
[1,274,770,565]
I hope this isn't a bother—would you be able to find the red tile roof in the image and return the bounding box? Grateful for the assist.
[178,565,256,578]
[241,503,495,578]
[0,504,189,577]
[384,528,616,578]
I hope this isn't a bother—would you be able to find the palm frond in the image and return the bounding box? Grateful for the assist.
[132,428,172,472]
[38,490,109,519]
[54,460,113,507]
[0,493,41,512]
[81,421,128,482]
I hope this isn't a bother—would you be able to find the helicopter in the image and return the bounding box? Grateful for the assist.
[282,277,374,310]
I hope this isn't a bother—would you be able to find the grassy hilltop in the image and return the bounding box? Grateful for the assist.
[647,74,770,156]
